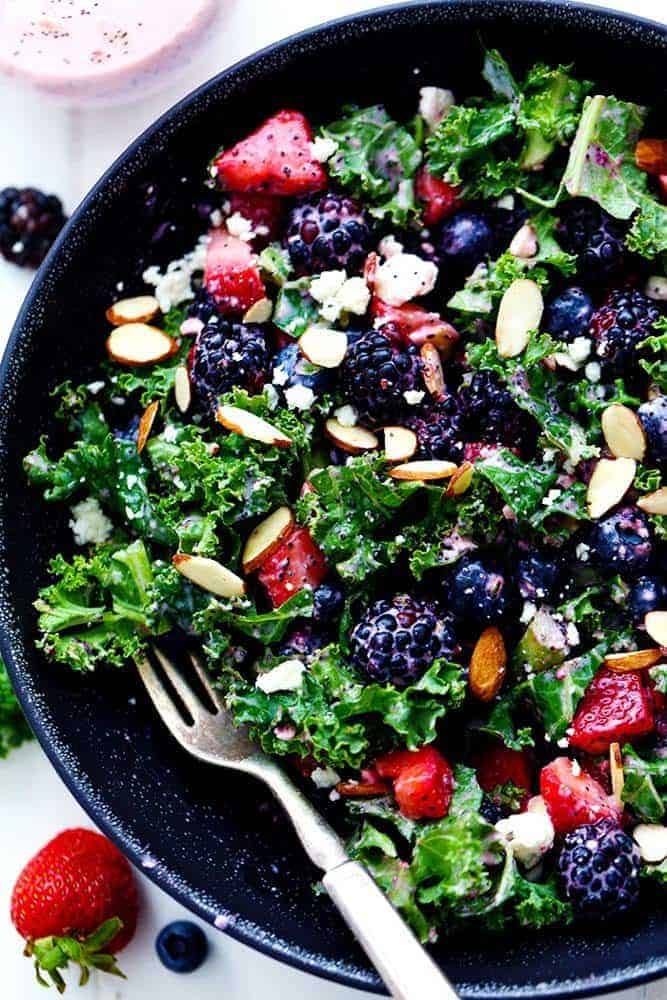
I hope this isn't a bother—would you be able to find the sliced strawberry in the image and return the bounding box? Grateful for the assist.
[474,745,533,810]
[416,168,461,226]
[370,296,459,355]
[257,526,327,608]
[228,192,285,248]
[569,668,655,754]
[213,110,327,197]
[204,228,265,316]
[659,174,667,202]
[540,757,621,835]
[375,746,454,820]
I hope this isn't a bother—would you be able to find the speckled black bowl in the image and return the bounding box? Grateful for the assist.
[1,2,666,996]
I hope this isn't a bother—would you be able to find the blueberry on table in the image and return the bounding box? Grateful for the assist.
[638,395,667,466]
[0,186,67,268]
[588,506,653,578]
[628,575,667,625]
[558,818,640,919]
[544,287,594,342]
[156,920,208,973]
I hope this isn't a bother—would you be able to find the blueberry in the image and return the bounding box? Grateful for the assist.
[588,506,653,578]
[438,211,493,273]
[313,582,345,627]
[156,921,208,973]
[638,395,667,466]
[272,343,335,396]
[449,559,509,625]
[516,552,562,603]
[628,575,667,625]
[544,288,594,342]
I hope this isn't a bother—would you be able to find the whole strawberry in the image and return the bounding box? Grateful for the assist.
[11,828,138,992]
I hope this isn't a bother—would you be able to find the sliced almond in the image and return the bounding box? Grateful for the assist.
[601,404,646,460]
[300,327,348,368]
[383,426,418,463]
[469,626,507,702]
[495,278,543,358]
[106,323,177,366]
[609,742,624,807]
[325,418,378,454]
[420,341,445,398]
[388,460,457,481]
[335,781,389,799]
[216,405,292,448]
[604,647,663,672]
[174,365,192,414]
[137,400,159,454]
[446,462,474,497]
[106,295,160,326]
[586,457,636,519]
[633,823,667,863]
[243,297,273,324]
[242,507,295,573]
[635,138,667,176]
[638,487,667,516]
[645,611,667,647]
[172,553,245,598]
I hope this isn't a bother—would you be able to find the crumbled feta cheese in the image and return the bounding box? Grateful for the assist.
[69,498,113,546]
[162,424,178,443]
[495,811,555,870]
[568,336,592,365]
[209,208,224,228]
[334,404,358,427]
[496,194,515,211]
[585,361,601,383]
[264,384,280,409]
[520,601,537,624]
[418,86,455,130]
[566,622,580,647]
[311,766,341,789]
[542,488,562,507]
[272,365,290,387]
[310,269,347,304]
[309,136,339,162]
[336,276,371,316]
[571,759,582,777]
[226,212,255,242]
[374,252,438,306]
[256,659,305,694]
[284,384,315,411]
[378,234,404,259]
[575,542,590,563]
[645,275,667,301]
[180,317,204,336]
[403,389,425,406]
[86,380,105,395]
[310,270,370,321]
[142,237,208,313]
[556,737,569,748]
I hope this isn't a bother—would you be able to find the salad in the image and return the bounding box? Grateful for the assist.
[24,48,667,941]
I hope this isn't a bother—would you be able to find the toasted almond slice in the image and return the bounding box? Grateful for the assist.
[604,647,663,672]
[609,742,624,807]
[243,297,273,323]
[335,781,389,799]
[633,823,667,863]
[137,400,159,454]
[383,426,418,463]
[601,404,646,460]
[107,323,177,366]
[106,295,160,326]
[645,611,667,647]
[586,457,636,519]
[446,461,474,497]
[469,626,507,703]
[174,365,191,414]
[172,553,245,597]
[495,278,543,358]
[388,460,457,481]
[325,418,378,454]
[300,327,348,368]
[420,341,445,398]
[242,507,295,574]
[638,487,667,516]
[216,405,292,448]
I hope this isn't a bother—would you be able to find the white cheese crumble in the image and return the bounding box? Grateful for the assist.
[142,237,208,313]
[374,252,438,306]
[541,487,562,507]
[255,659,305,694]
[568,336,592,365]
[418,86,455,130]
[520,600,537,625]
[336,276,371,316]
[311,766,341,789]
[309,136,339,163]
[272,365,290,387]
[575,542,590,563]
[378,234,404,259]
[69,497,113,546]
[334,404,358,427]
[309,270,370,322]
[226,212,255,242]
[284,384,315,411]
[495,811,555,870]
[209,208,224,228]
[310,269,346,303]
[585,361,601,383]
[86,380,105,395]
[403,389,425,406]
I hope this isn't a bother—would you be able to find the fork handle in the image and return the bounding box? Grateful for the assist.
[323,861,458,1000]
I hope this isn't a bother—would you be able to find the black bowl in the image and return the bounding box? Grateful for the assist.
[1,2,666,996]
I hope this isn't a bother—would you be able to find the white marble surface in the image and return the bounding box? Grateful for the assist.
[0,1,664,997]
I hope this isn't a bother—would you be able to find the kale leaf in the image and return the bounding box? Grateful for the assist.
[0,655,33,758]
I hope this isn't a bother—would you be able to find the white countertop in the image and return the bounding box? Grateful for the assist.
[0,1,664,997]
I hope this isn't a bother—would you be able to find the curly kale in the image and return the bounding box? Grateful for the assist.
[0,656,32,757]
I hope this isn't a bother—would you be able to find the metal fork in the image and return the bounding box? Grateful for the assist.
[136,644,459,1000]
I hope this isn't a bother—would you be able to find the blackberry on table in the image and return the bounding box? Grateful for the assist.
[638,395,667,466]
[558,818,640,919]
[188,320,269,412]
[351,595,459,687]
[0,187,67,268]
[556,199,628,284]
[590,288,662,374]
[458,370,536,452]
[405,396,465,463]
[285,192,373,275]
[588,506,653,578]
[341,330,424,424]
[448,559,509,625]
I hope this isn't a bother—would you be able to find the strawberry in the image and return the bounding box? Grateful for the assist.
[659,175,667,202]
[375,746,454,820]
[213,110,327,197]
[228,192,285,248]
[11,828,138,991]
[569,668,655,754]
[474,745,533,810]
[370,296,459,355]
[204,228,265,316]
[257,526,327,608]
[540,757,621,835]
[415,168,461,226]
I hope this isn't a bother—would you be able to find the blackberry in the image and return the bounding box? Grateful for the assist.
[638,395,667,466]
[628,575,667,625]
[313,582,345,628]
[589,506,653,578]
[438,210,493,277]
[188,320,269,412]
[341,330,423,424]
[459,370,535,452]
[272,342,336,397]
[405,397,465,463]
[449,559,509,625]
[479,796,503,825]
[544,287,594,343]
[285,192,373,275]
[516,552,563,603]
[558,818,640,919]
[351,595,459,687]
[590,288,661,374]
[556,199,628,284]
[0,187,66,268]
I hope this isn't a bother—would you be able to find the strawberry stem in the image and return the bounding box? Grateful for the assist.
[24,917,126,992]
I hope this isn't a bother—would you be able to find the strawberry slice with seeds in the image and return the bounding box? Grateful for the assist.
[257,526,327,608]
[213,110,327,197]
[228,192,285,248]
[370,296,459,355]
[474,745,533,810]
[416,168,461,226]
[569,667,655,754]
[540,757,621,835]
[376,746,454,820]
[204,228,265,316]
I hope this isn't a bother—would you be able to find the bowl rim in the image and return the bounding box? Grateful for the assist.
[1,1,666,996]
